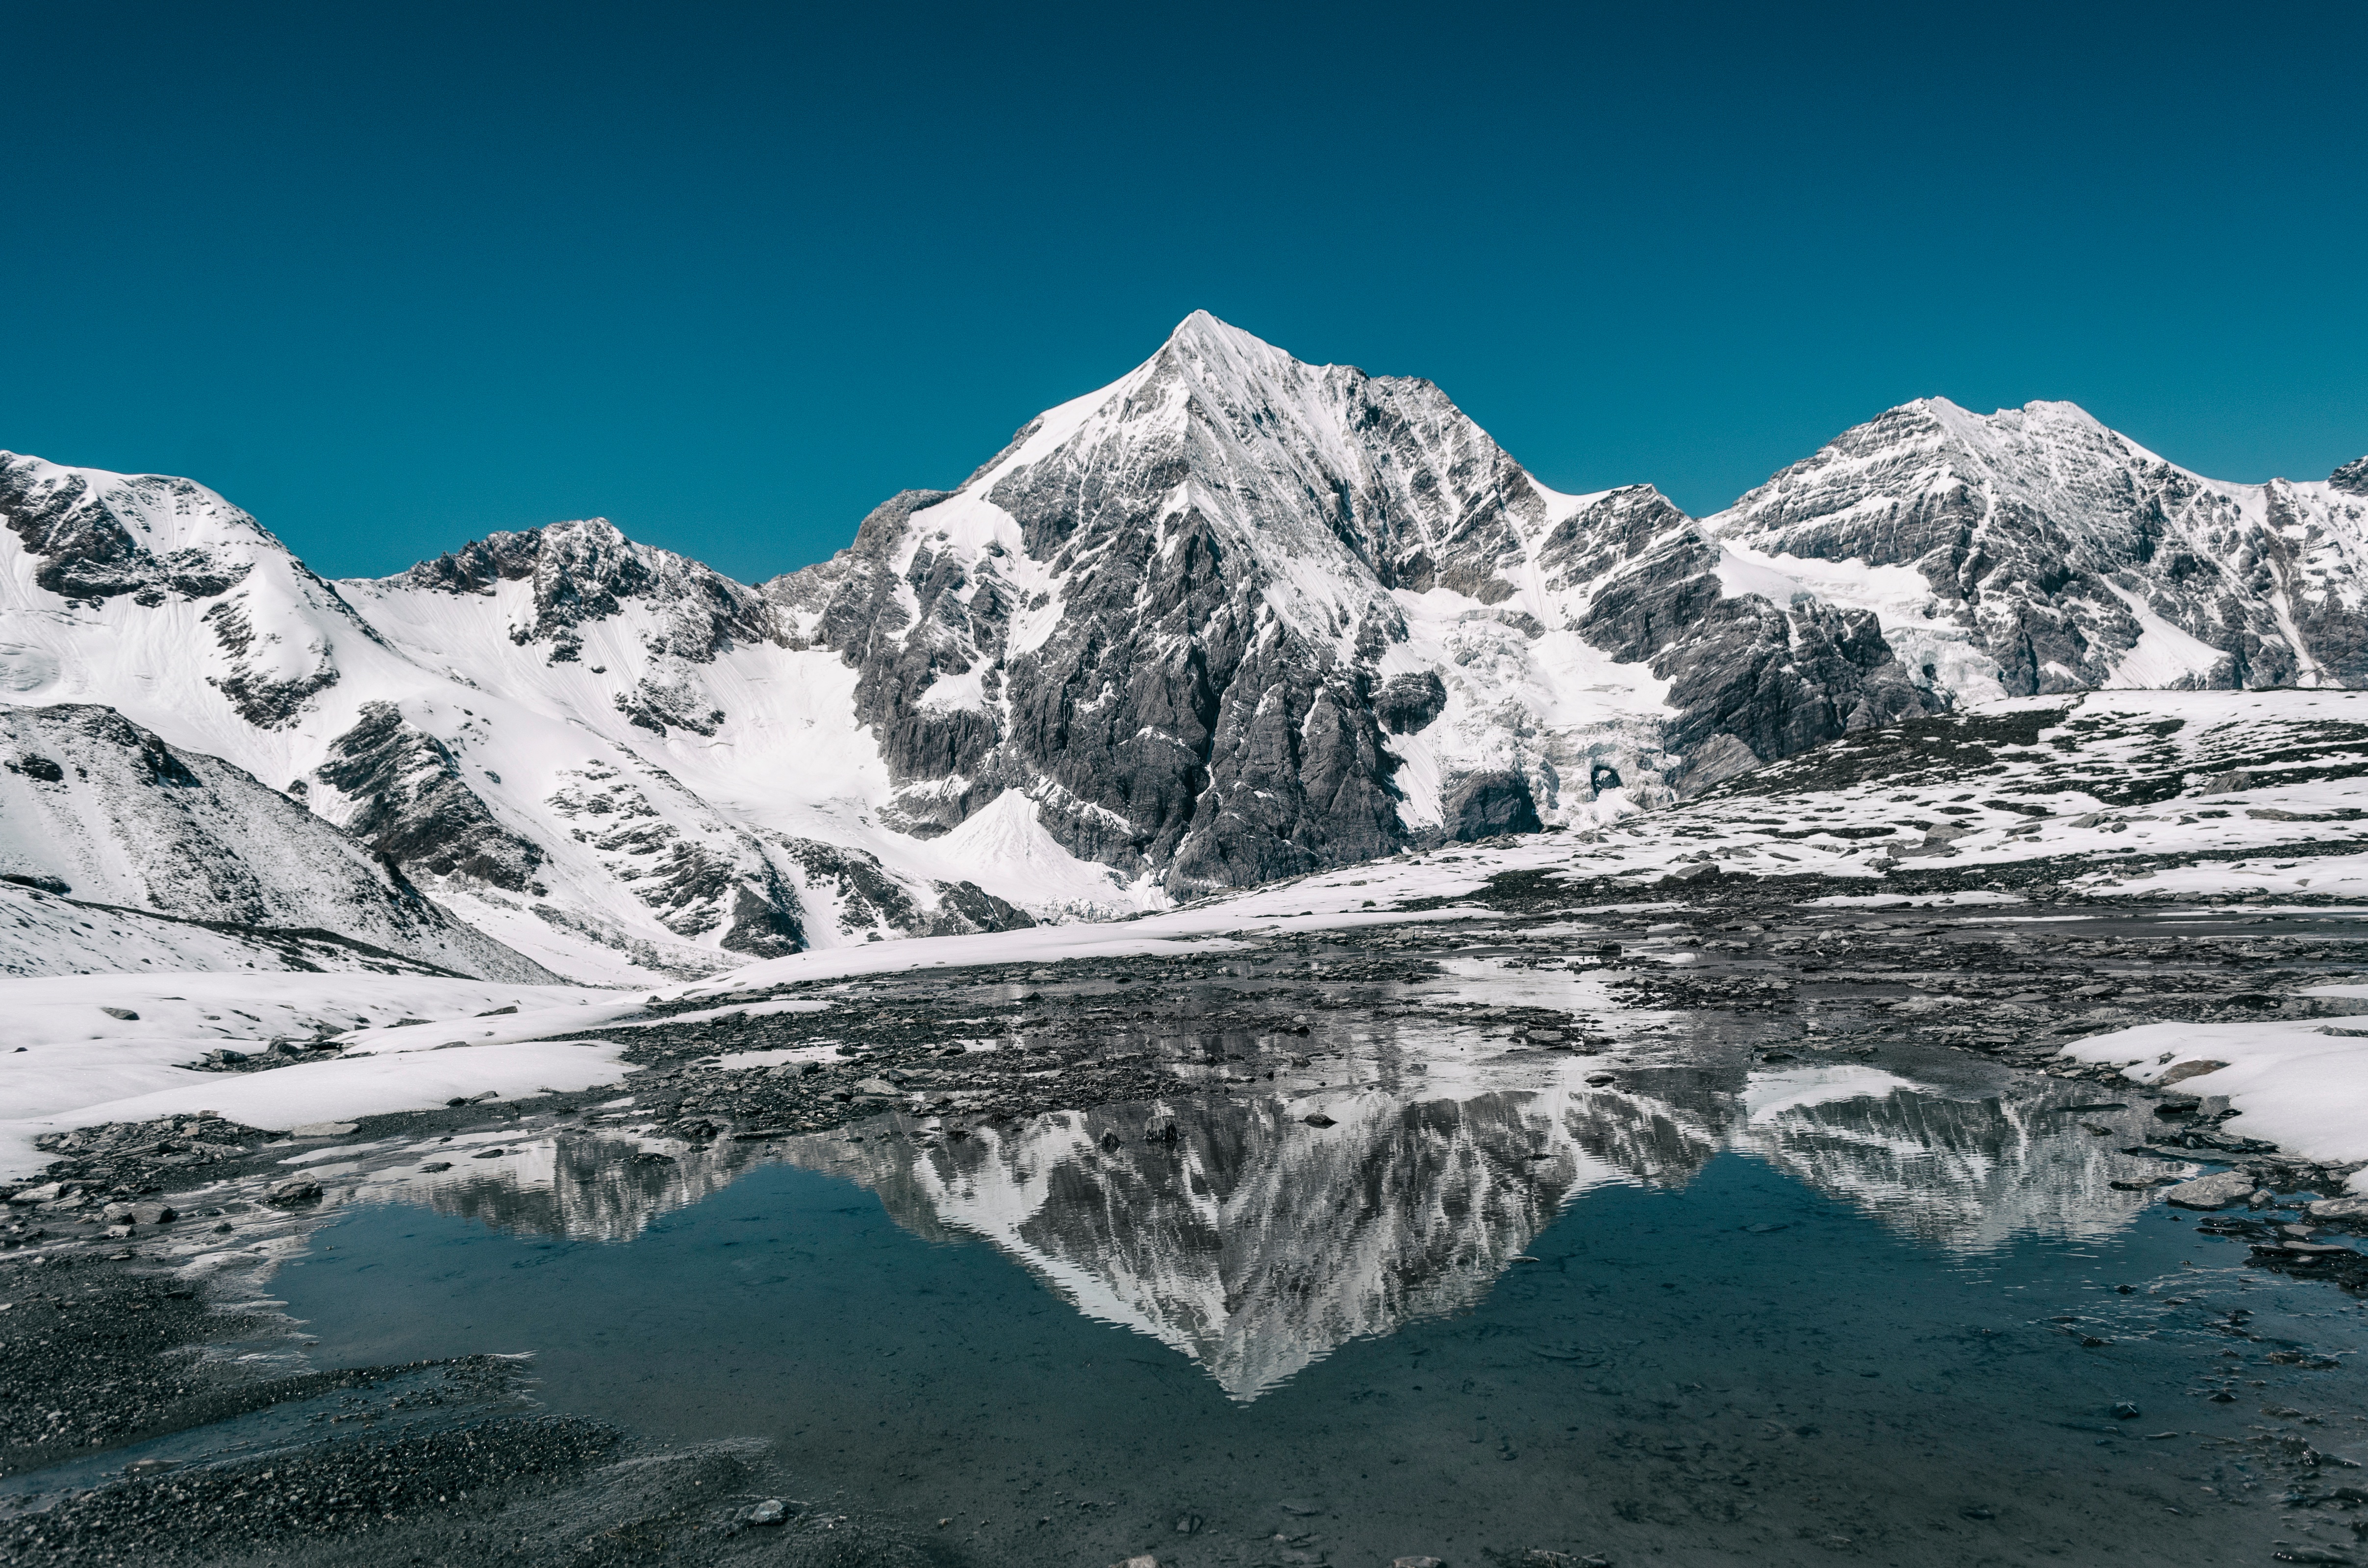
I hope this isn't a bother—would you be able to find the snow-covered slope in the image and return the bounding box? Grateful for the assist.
[3,319,2361,979]
[0,704,551,981]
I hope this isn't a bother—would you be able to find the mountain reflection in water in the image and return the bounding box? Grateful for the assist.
[370,1059,2157,1399]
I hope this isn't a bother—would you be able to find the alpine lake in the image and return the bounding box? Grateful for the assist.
[7,896,2368,1568]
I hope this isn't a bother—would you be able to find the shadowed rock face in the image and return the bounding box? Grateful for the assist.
[316,701,548,894]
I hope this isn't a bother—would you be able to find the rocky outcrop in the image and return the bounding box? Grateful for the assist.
[314,701,547,894]
[0,458,252,603]
[401,518,773,664]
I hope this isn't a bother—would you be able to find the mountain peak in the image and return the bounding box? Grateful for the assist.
[1162,308,1259,352]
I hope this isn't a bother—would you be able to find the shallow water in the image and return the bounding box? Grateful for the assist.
[264,1046,2368,1568]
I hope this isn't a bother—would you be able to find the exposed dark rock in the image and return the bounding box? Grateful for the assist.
[1445,769,1542,840]
[1377,671,1448,734]
[316,701,546,893]
[398,518,772,662]
[0,456,251,602]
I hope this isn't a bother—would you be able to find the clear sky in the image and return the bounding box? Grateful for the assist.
[4,1,2363,584]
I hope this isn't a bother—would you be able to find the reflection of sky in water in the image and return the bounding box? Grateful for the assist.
[333,1043,2171,1401]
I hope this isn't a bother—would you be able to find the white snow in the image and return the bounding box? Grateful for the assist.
[0,972,622,1176]
[2060,1014,2368,1194]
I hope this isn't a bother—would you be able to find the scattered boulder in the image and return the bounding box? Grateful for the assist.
[748,1499,788,1526]
[266,1177,323,1207]
[99,1007,140,1021]
[1302,1112,1337,1128]
[2163,1170,2256,1210]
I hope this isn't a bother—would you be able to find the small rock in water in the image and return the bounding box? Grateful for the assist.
[1278,1499,1324,1516]
[2164,1170,2256,1210]
[2111,1401,2141,1420]
[1392,1558,1446,1568]
[1302,1113,1337,1128]
[748,1498,787,1526]
[266,1177,322,1207]
[2307,1195,2368,1220]
[1107,1557,1160,1568]
[1174,1514,1204,1534]
[419,1161,453,1173]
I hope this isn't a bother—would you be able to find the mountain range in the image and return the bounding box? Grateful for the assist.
[2,312,2362,980]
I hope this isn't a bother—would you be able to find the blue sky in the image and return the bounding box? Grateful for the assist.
[4,1,2362,583]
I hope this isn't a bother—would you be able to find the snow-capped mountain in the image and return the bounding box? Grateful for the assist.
[1709,398,2368,698]
[765,313,1935,891]
[0,460,1050,981]
[2,314,2361,980]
